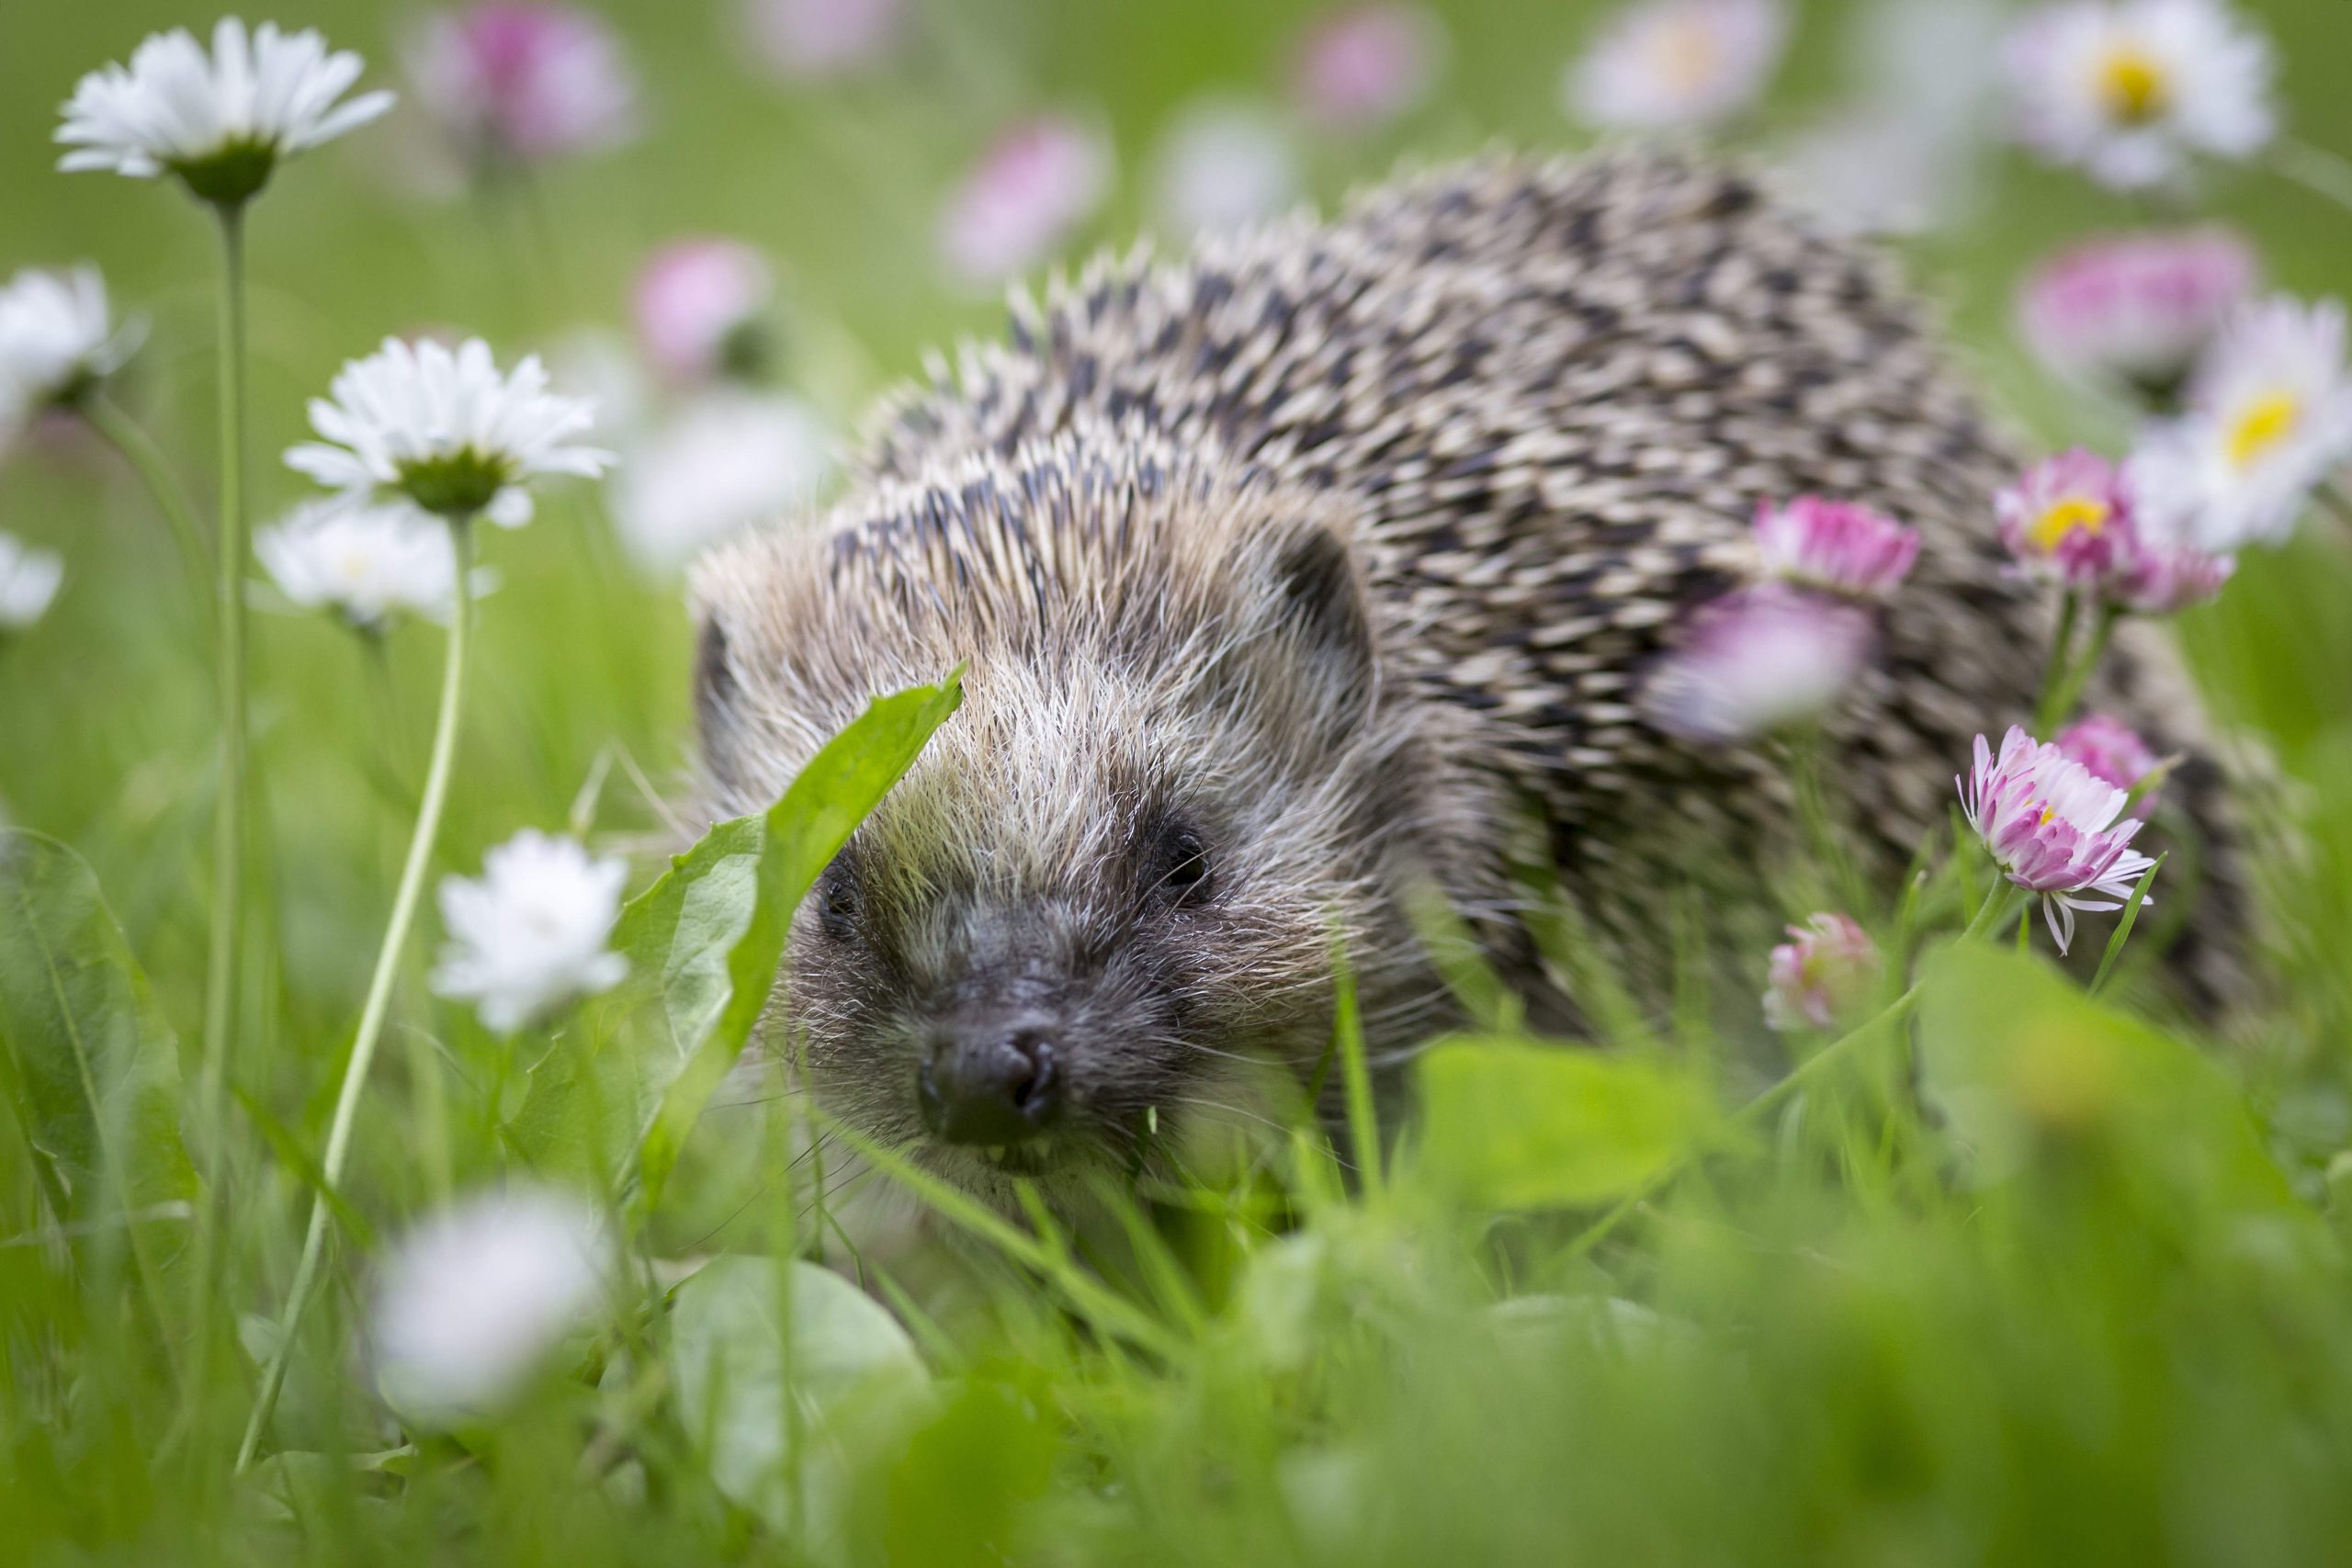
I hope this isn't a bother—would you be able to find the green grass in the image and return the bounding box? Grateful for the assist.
[7,1,2352,1563]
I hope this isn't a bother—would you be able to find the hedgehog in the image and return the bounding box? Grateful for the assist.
[689,151,2236,1205]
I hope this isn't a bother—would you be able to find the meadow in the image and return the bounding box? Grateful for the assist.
[6,0,2352,1563]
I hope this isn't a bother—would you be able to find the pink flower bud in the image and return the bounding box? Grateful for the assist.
[1763,912,1879,1032]
[1753,494,1919,600]
[937,117,1109,287]
[2053,713,2165,809]
[406,3,639,166]
[633,239,774,386]
[1645,586,1873,745]
[1292,6,1443,130]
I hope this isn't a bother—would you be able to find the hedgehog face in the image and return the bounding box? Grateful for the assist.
[688,446,1496,1205]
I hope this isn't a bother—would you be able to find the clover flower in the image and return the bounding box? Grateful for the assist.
[286,337,610,525]
[431,829,628,1032]
[938,117,1110,286]
[57,18,393,206]
[1999,0,2273,190]
[1292,6,1444,130]
[633,240,775,386]
[405,3,639,167]
[741,0,907,80]
[1645,587,1874,745]
[2054,713,2166,808]
[2127,295,2352,553]
[370,1184,614,1426]
[1754,495,1919,601]
[1960,725,2158,953]
[1151,99,1305,238]
[0,534,65,631]
[0,265,139,446]
[1763,912,1880,1032]
[257,499,462,631]
[1566,0,1788,131]
[611,390,832,573]
[2017,228,2256,406]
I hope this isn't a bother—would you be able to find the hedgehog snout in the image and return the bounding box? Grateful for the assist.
[916,1011,1062,1146]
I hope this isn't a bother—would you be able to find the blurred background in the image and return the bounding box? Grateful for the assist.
[4,0,2352,1088]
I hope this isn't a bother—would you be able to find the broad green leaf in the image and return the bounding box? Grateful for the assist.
[668,1255,932,1559]
[1416,1038,1710,1210]
[1917,942,2293,1211]
[509,676,961,1203]
[880,1379,1057,1566]
[0,830,195,1218]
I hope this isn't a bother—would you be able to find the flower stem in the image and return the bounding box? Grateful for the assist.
[2031,592,2080,736]
[2037,604,2118,737]
[2315,479,2352,540]
[76,390,209,593]
[236,521,477,1473]
[187,201,250,1425]
[1565,882,2016,1262]
[2268,136,2352,216]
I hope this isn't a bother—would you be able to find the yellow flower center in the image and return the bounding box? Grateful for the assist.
[2028,496,2110,553]
[2038,805,2056,828]
[2225,391,2302,470]
[2096,45,2170,126]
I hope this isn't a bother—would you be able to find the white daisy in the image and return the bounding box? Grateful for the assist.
[1779,0,2004,236]
[1150,99,1305,238]
[370,1184,614,1426]
[431,829,628,1032]
[0,265,140,445]
[57,17,394,205]
[256,498,462,631]
[0,533,66,631]
[1566,0,1788,132]
[2000,0,2273,190]
[2128,296,2352,551]
[285,337,612,525]
[611,390,832,574]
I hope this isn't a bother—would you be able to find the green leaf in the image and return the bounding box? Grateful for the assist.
[1917,942,2294,1212]
[510,676,961,1205]
[667,1255,933,1556]
[1415,1038,1711,1210]
[0,830,196,1219]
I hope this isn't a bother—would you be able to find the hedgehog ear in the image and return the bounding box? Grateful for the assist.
[693,611,741,788]
[1271,523,1376,707]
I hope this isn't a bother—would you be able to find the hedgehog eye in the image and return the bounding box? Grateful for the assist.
[1148,823,1215,908]
[817,861,861,941]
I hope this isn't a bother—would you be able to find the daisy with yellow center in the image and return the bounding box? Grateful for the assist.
[2001,0,2273,189]
[2093,43,2169,126]
[2128,296,2352,552]
[1961,726,2158,954]
[1999,451,2133,589]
